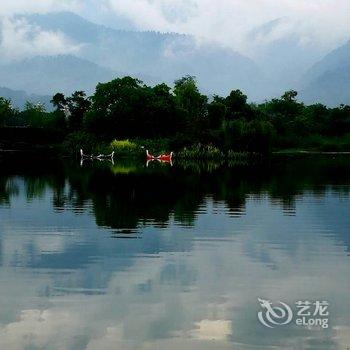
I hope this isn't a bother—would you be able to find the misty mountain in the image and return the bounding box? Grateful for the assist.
[0,55,121,96]
[301,40,350,106]
[247,18,325,96]
[0,87,52,110]
[3,11,348,104]
[15,12,266,99]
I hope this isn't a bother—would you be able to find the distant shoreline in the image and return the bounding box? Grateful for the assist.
[273,150,350,155]
[2,148,350,158]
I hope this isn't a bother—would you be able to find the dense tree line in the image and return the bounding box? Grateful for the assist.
[1,76,350,154]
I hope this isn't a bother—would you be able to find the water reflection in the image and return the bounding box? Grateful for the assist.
[0,156,350,349]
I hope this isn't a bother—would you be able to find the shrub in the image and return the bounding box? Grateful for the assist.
[110,139,143,158]
[222,119,275,153]
[62,131,98,156]
[303,134,350,152]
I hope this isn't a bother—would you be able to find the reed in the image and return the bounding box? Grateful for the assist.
[176,144,224,159]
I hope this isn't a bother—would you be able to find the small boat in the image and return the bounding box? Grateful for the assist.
[146,150,174,161]
[157,152,174,161]
[146,150,156,160]
[146,158,173,167]
[157,158,173,166]
[97,151,115,159]
[80,149,93,159]
[80,149,114,160]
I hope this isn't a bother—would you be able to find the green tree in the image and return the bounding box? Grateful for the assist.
[222,119,275,153]
[174,76,207,117]
[86,77,154,138]
[281,90,298,101]
[86,77,184,139]
[149,83,183,137]
[66,91,91,131]
[22,102,47,127]
[0,97,14,127]
[225,89,251,120]
[173,76,208,140]
[329,104,350,136]
[259,90,304,146]
[208,95,227,129]
[51,93,67,111]
[294,103,330,135]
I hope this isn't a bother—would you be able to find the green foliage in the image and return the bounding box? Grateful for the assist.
[0,97,16,127]
[225,90,252,120]
[302,134,350,152]
[260,90,304,134]
[173,76,208,139]
[52,91,90,131]
[177,144,223,159]
[51,93,66,110]
[67,91,91,131]
[110,138,173,158]
[110,139,142,157]
[62,131,97,156]
[22,102,48,128]
[111,139,138,149]
[222,119,275,153]
[85,77,184,139]
[208,96,227,129]
[14,102,64,130]
[328,104,350,136]
[2,76,350,155]
[174,76,208,117]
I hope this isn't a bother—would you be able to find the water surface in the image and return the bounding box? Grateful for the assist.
[0,156,350,350]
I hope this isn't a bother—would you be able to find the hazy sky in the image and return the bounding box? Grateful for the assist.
[0,0,349,57]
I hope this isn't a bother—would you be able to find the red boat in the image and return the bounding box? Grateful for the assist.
[146,150,156,160]
[146,150,174,161]
[157,152,174,161]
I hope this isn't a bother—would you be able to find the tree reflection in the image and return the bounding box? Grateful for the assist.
[1,156,350,230]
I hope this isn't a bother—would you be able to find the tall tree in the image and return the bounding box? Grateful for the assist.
[66,91,91,131]
[22,102,47,128]
[0,97,14,127]
[225,89,250,120]
[86,77,150,138]
[173,76,208,140]
[51,93,67,111]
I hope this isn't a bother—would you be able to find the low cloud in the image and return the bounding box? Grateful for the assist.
[0,0,81,16]
[0,16,82,62]
[0,0,349,61]
[105,0,350,54]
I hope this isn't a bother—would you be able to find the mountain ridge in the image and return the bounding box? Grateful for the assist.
[0,55,124,96]
[1,11,350,104]
[9,12,267,99]
[0,87,52,110]
[301,40,350,105]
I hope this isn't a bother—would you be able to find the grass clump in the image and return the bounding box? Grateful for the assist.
[303,134,350,152]
[110,139,144,158]
[177,144,224,159]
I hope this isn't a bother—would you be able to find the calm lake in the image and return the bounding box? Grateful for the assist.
[0,155,350,350]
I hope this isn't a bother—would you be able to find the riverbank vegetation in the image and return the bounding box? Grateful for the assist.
[1,76,350,157]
